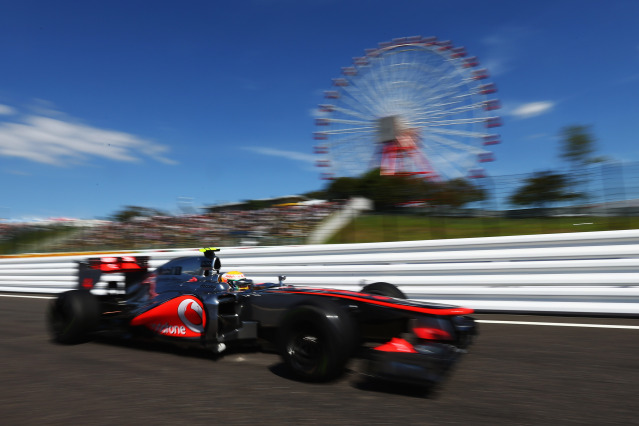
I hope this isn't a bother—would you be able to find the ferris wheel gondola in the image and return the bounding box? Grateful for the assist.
[313,36,502,181]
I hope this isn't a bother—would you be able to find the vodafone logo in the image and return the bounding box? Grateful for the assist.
[131,295,206,338]
[178,298,204,333]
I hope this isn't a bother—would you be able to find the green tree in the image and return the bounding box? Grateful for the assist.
[325,176,361,200]
[509,171,580,208]
[559,125,607,204]
[302,189,328,200]
[357,170,425,210]
[559,125,604,169]
[430,178,486,209]
[323,169,485,211]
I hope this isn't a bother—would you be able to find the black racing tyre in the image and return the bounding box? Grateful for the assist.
[360,282,407,299]
[278,300,357,382]
[48,290,100,344]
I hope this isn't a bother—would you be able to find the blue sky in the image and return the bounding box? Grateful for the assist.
[1,0,638,219]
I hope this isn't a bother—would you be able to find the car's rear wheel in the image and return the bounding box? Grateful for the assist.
[361,282,407,299]
[48,290,100,344]
[278,301,357,382]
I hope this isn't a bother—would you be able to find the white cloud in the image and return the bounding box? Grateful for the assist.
[0,104,16,115]
[480,26,535,77]
[510,101,555,119]
[478,58,509,78]
[0,109,176,166]
[242,146,316,163]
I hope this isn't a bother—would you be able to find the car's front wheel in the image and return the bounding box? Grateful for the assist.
[278,301,357,382]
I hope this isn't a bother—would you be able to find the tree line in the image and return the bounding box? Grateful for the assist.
[110,125,603,221]
[508,125,603,209]
[308,124,603,212]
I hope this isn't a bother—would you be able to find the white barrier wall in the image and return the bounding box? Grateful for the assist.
[2,229,639,315]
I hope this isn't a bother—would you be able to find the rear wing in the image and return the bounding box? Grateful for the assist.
[78,256,150,291]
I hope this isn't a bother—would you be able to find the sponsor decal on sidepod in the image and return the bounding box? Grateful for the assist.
[130,296,206,338]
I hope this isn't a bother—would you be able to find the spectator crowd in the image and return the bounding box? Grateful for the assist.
[1,201,341,254]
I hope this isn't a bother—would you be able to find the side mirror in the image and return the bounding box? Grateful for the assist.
[213,257,221,273]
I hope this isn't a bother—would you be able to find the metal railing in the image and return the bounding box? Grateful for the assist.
[2,229,639,315]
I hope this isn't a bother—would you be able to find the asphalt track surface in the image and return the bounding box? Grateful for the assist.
[2,295,639,425]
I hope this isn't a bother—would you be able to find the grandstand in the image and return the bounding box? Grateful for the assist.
[1,200,342,254]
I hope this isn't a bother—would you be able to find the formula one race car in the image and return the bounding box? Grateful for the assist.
[48,248,477,386]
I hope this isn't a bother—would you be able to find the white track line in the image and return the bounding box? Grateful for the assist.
[0,294,53,300]
[477,319,639,330]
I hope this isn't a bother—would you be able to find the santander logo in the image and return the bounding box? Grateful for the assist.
[178,298,204,333]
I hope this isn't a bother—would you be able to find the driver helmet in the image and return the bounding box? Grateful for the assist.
[221,271,253,290]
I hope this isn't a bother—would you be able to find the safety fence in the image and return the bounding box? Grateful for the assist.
[1,229,639,315]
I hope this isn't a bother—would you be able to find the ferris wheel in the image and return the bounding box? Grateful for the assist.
[314,36,501,181]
